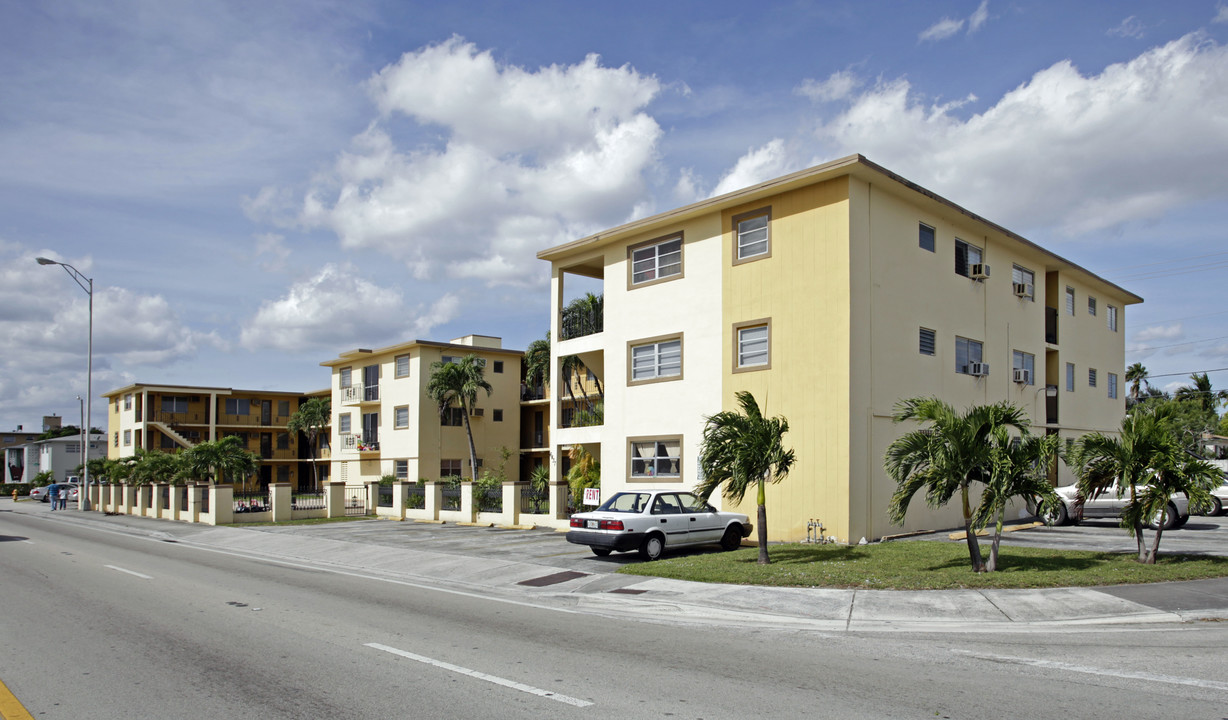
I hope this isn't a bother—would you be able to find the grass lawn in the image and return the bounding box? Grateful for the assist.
[619,541,1228,590]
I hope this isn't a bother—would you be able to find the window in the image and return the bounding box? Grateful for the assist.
[955,337,984,374]
[339,413,351,434]
[277,465,289,483]
[1108,373,1119,399]
[733,208,771,262]
[65,442,80,454]
[493,360,504,374]
[734,320,770,371]
[123,430,131,446]
[395,354,410,378]
[1107,305,1118,332]
[161,396,188,413]
[394,406,409,429]
[277,432,290,450]
[1088,297,1097,316]
[1065,287,1075,315]
[339,367,352,388]
[630,336,683,383]
[629,235,683,286]
[1012,350,1036,385]
[1066,363,1075,392]
[630,438,681,480]
[918,223,935,252]
[1089,368,1098,387]
[441,459,462,478]
[278,400,290,417]
[1011,265,1035,300]
[113,432,118,448]
[493,409,504,422]
[441,407,465,426]
[955,239,983,277]
[919,327,936,356]
[123,394,132,410]
[159,433,177,450]
[395,460,408,480]
[225,398,249,415]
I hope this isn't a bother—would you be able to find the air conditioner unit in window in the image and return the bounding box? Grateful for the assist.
[470,407,484,417]
[1013,282,1033,298]
[1013,368,1031,384]
[967,362,990,376]
[971,263,991,280]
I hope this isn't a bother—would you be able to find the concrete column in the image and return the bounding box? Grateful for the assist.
[366,481,380,517]
[326,481,346,518]
[207,484,234,526]
[270,483,291,522]
[168,483,184,520]
[152,483,165,518]
[187,484,204,523]
[136,485,150,517]
[424,480,441,520]
[391,481,409,520]
[549,480,569,519]
[460,480,475,521]
[503,481,521,525]
[122,484,136,515]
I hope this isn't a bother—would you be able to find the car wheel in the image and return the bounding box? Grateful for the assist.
[1149,503,1181,530]
[1041,502,1068,526]
[639,534,664,561]
[591,547,612,557]
[720,525,743,551]
[1208,497,1223,516]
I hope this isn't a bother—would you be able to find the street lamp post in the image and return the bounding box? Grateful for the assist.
[36,257,93,511]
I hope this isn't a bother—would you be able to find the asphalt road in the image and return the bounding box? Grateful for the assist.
[4,508,1228,719]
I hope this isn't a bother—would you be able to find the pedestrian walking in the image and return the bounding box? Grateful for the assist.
[58,486,68,510]
[48,484,59,511]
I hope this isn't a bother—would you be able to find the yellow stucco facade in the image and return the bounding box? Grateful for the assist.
[540,154,1142,543]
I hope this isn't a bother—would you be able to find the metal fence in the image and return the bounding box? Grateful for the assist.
[159,485,170,509]
[477,488,501,513]
[234,491,269,514]
[405,484,425,509]
[344,486,368,516]
[377,484,393,508]
[521,485,549,514]
[200,488,210,514]
[292,491,325,511]
[441,484,461,511]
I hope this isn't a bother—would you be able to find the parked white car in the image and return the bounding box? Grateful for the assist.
[1199,475,1228,516]
[1038,481,1189,529]
[567,489,752,560]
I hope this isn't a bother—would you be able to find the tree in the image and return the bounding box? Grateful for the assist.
[181,436,260,487]
[522,334,550,394]
[695,391,795,565]
[885,398,1028,573]
[426,354,492,481]
[1174,372,1227,415]
[973,428,1062,571]
[127,449,186,485]
[287,397,331,490]
[565,445,600,506]
[1125,363,1149,402]
[1070,405,1222,563]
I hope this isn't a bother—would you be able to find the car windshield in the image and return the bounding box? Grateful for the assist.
[596,492,651,513]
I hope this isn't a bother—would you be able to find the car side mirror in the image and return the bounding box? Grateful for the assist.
[706,504,716,513]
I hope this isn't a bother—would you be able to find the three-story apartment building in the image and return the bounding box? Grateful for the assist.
[538,154,1141,543]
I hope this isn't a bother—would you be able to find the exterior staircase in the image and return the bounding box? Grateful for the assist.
[147,421,196,450]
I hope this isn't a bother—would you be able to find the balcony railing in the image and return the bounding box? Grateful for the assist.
[559,306,603,340]
[341,385,380,404]
[340,433,379,452]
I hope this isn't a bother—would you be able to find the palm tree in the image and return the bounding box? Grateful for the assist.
[696,391,795,565]
[1125,362,1148,401]
[885,398,1028,573]
[128,449,185,485]
[522,334,550,397]
[287,397,331,491]
[1174,372,1227,415]
[973,428,1062,571]
[427,354,492,481]
[565,444,600,509]
[181,436,260,488]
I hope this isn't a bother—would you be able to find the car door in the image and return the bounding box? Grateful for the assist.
[676,492,724,543]
[1082,481,1119,518]
[650,493,691,545]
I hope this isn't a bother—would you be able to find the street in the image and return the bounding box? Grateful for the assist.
[3,508,1228,719]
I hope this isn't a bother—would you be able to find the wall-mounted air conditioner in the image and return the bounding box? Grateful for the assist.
[471,407,484,417]
[967,362,989,376]
[971,263,991,280]
[1013,368,1031,384]
[1013,282,1033,298]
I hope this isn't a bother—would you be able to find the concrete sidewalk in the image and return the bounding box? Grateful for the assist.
[10,502,1228,633]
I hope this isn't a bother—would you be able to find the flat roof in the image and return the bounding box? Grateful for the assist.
[320,338,524,368]
[101,383,312,399]
[538,153,1142,305]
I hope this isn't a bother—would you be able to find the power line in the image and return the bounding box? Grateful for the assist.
[1128,334,1228,352]
[1144,366,1228,379]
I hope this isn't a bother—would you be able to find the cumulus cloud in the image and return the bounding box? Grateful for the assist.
[797,70,862,102]
[1108,16,1146,39]
[239,264,459,352]
[711,139,795,197]
[292,36,663,286]
[815,32,1228,235]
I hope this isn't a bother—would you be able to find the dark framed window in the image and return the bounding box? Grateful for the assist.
[955,336,984,374]
[919,327,936,356]
[955,239,982,277]
[919,223,935,252]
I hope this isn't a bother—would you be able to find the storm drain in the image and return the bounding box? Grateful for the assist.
[517,571,589,587]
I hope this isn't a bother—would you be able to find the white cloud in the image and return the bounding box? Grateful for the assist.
[815,32,1228,235]
[239,264,459,352]
[254,233,290,271]
[293,37,664,286]
[919,18,965,43]
[1133,323,1185,344]
[711,139,795,197]
[797,70,863,102]
[1215,4,1228,24]
[1108,16,1146,39]
[968,1,990,34]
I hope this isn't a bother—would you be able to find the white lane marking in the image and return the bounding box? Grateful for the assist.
[954,650,1228,692]
[105,565,153,579]
[365,642,593,707]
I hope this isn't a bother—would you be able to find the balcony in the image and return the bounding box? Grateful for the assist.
[559,295,603,340]
[341,384,380,405]
[339,433,380,453]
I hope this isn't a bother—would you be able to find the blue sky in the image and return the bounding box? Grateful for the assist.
[3,0,1228,431]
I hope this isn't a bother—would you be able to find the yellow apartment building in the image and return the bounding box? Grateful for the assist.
[538,153,1142,543]
[102,384,330,489]
[320,335,525,486]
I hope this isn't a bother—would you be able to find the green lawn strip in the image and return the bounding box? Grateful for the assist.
[230,516,376,527]
[618,541,1228,590]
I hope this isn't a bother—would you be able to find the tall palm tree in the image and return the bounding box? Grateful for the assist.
[1174,372,1227,414]
[1125,362,1148,401]
[973,428,1062,571]
[181,436,260,488]
[885,398,1028,573]
[427,354,492,481]
[287,397,331,491]
[522,334,550,397]
[696,391,795,565]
